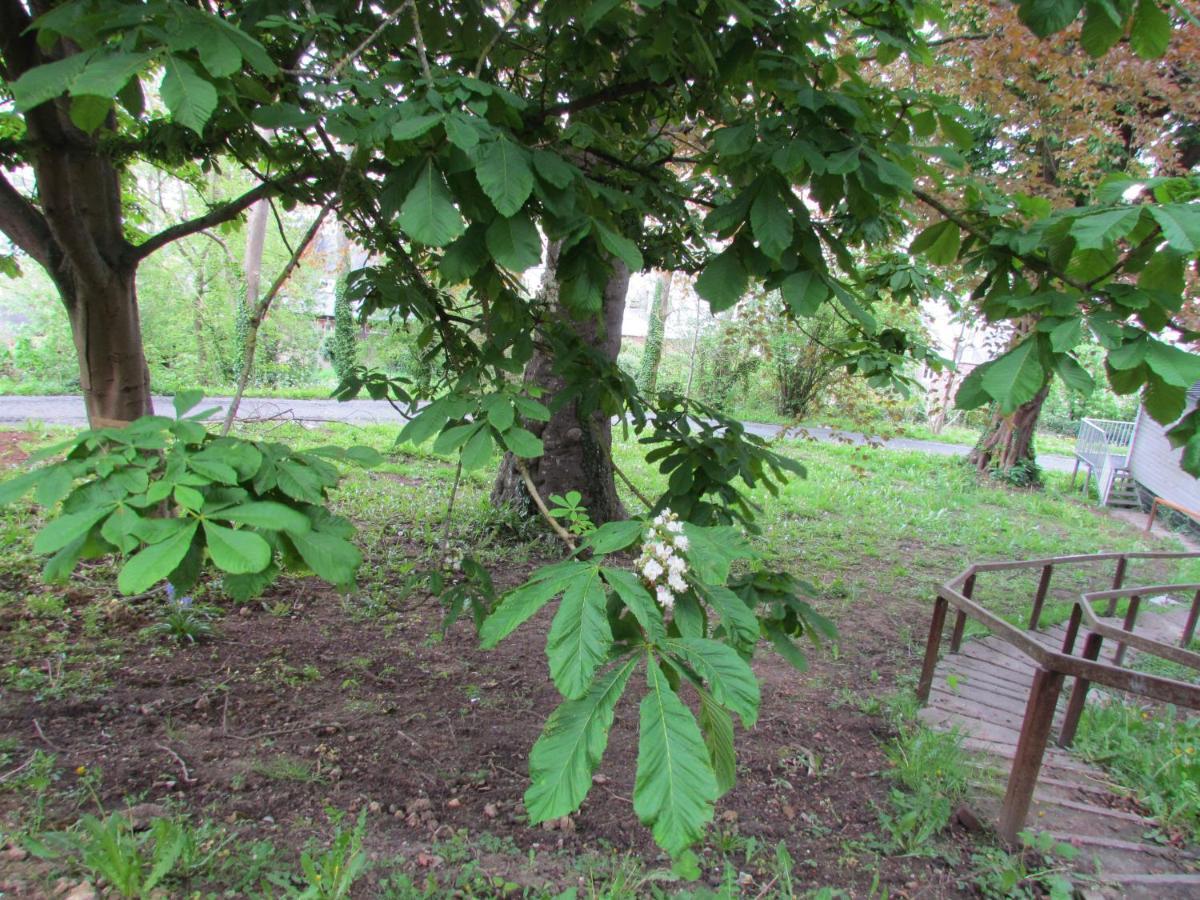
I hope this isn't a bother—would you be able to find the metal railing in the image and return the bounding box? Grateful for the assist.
[1072,417,1135,504]
[917,551,1200,842]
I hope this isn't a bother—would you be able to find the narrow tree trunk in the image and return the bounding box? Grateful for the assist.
[635,270,673,395]
[492,248,630,525]
[66,272,153,425]
[243,200,269,305]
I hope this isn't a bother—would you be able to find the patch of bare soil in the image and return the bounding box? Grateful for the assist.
[0,550,973,897]
[0,431,33,467]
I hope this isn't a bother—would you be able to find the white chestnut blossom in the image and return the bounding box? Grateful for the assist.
[635,508,691,612]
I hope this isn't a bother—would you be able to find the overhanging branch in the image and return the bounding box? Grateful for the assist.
[0,171,52,268]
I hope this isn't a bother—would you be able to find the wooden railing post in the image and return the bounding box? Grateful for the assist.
[1028,564,1054,631]
[1059,632,1103,748]
[1182,589,1200,650]
[1112,594,1141,668]
[999,667,1065,844]
[1105,557,1127,617]
[949,574,975,652]
[916,595,949,705]
[1060,604,1082,656]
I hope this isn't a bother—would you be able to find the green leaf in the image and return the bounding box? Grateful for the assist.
[68,95,110,132]
[909,220,960,265]
[602,566,666,643]
[439,225,489,284]
[596,226,644,272]
[1080,2,1125,56]
[981,337,1046,414]
[695,248,748,313]
[222,563,279,602]
[750,188,793,260]
[1145,339,1200,389]
[33,505,113,555]
[1049,318,1083,352]
[1129,0,1170,58]
[698,584,759,651]
[483,396,515,431]
[765,622,809,671]
[290,530,363,587]
[0,468,43,507]
[481,563,590,649]
[398,161,466,247]
[664,638,760,727]
[1018,0,1085,36]
[957,365,995,412]
[1149,205,1200,253]
[1055,354,1095,395]
[459,427,495,471]
[936,112,974,151]
[275,461,325,503]
[633,658,718,857]
[547,567,612,699]
[203,521,271,575]
[698,689,737,796]
[160,57,218,134]
[218,501,310,534]
[681,524,754,584]
[780,271,829,317]
[11,53,88,110]
[173,390,204,417]
[532,151,576,188]
[1069,207,1141,250]
[486,213,542,271]
[117,521,199,595]
[502,426,544,458]
[524,655,638,822]
[397,401,451,447]
[174,484,204,511]
[476,138,534,217]
[391,113,442,141]
[194,28,242,77]
[582,520,643,555]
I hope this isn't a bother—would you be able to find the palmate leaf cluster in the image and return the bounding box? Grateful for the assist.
[0,393,381,599]
[479,519,834,863]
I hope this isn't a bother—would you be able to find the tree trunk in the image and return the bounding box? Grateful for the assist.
[968,384,1050,485]
[243,200,269,305]
[492,247,630,525]
[635,270,673,395]
[67,272,154,424]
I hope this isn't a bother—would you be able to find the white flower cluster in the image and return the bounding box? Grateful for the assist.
[637,509,689,610]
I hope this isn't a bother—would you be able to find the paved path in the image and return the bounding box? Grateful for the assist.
[921,602,1200,896]
[0,394,1075,473]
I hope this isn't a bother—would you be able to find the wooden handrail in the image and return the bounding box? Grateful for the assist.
[1146,496,1200,532]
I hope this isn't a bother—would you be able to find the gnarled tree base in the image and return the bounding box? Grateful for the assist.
[968,385,1050,487]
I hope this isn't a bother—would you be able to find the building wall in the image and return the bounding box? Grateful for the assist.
[1128,397,1200,512]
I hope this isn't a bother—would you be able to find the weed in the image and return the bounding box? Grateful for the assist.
[879,723,970,855]
[294,809,368,899]
[253,755,324,784]
[968,830,1077,899]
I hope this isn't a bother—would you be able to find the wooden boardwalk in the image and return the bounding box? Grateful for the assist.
[919,604,1200,898]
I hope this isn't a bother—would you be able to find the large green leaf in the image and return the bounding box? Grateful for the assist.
[909,220,960,265]
[459,427,495,471]
[697,689,737,796]
[1149,205,1200,254]
[682,523,754,584]
[602,566,666,643]
[750,187,793,260]
[1129,0,1170,58]
[695,248,748,313]
[289,530,362,586]
[11,53,88,110]
[71,51,151,98]
[664,638,760,727]
[117,520,199,595]
[0,468,45,507]
[633,658,718,857]
[398,161,466,247]
[480,563,590,648]
[524,655,639,822]
[699,584,759,651]
[475,138,534,217]
[218,501,311,533]
[160,57,217,134]
[980,337,1046,413]
[1080,1,1124,56]
[581,520,643,555]
[1055,354,1095,395]
[32,505,114,555]
[486,212,542,271]
[501,426,543,458]
[203,521,272,574]
[780,270,829,317]
[547,567,612,699]
[1145,339,1200,389]
[1069,207,1141,250]
[1018,0,1085,36]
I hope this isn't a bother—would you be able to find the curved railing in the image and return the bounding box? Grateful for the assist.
[917,550,1200,841]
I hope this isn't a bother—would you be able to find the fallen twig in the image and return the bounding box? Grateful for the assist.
[0,754,36,784]
[32,719,60,752]
[155,743,197,784]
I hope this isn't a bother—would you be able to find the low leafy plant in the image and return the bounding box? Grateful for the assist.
[481,509,835,867]
[296,809,367,899]
[548,490,595,535]
[880,722,971,855]
[0,392,381,600]
[146,591,218,644]
[969,830,1077,899]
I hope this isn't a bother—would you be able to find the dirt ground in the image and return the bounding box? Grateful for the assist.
[0,541,974,897]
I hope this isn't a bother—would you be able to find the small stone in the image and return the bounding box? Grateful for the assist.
[953,804,983,833]
[483,803,498,819]
[591,774,608,785]
[447,798,461,809]
[262,816,275,824]
[125,803,167,830]
[721,810,738,824]
[557,816,575,833]
[194,696,210,711]
[407,797,433,814]
[239,607,251,617]
[368,801,382,813]
[63,882,97,900]
[2,846,28,861]
[780,803,796,820]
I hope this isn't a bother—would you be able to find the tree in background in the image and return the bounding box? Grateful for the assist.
[330,275,357,385]
[635,271,674,395]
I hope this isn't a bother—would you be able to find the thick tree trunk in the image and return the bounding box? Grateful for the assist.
[635,270,673,395]
[67,272,154,424]
[492,248,630,525]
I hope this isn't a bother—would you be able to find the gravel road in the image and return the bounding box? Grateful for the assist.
[0,394,1076,473]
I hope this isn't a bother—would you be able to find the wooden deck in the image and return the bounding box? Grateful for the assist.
[919,605,1200,898]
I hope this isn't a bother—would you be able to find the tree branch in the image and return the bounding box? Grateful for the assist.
[127,180,284,265]
[0,171,52,268]
[525,78,659,128]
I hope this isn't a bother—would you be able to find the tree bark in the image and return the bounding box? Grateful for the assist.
[635,270,673,395]
[968,319,1049,485]
[492,247,630,525]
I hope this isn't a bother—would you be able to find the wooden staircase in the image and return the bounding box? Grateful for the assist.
[1105,467,1141,509]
